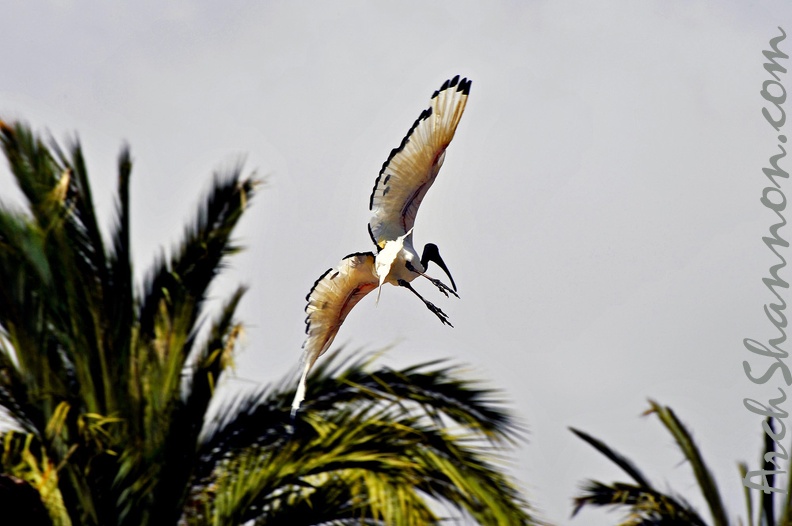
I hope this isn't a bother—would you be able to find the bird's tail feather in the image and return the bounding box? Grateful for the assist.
[291,360,311,418]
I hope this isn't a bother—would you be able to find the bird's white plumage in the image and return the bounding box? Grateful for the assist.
[375,228,416,304]
[368,76,471,249]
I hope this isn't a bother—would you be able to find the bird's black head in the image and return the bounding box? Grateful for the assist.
[421,243,457,292]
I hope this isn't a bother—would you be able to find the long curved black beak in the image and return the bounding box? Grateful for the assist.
[421,243,457,292]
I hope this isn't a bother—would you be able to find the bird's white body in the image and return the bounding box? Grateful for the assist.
[292,76,470,416]
[375,229,422,299]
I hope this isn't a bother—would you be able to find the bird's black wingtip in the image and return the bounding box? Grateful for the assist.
[432,76,472,99]
[459,77,472,95]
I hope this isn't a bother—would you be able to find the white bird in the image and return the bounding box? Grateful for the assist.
[292,75,471,416]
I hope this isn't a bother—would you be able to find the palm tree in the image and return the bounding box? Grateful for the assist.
[0,120,534,525]
[571,400,790,526]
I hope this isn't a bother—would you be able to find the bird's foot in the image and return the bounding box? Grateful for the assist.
[428,277,459,299]
[425,300,454,327]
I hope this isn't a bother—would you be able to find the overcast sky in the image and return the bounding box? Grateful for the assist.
[2,1,791,524]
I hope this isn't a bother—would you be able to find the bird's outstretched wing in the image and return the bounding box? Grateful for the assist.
[292,252,379,415]
[368,75,471,250]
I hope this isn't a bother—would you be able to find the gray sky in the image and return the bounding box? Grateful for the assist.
[2,1,791,523]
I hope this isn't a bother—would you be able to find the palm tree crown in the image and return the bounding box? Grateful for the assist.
[0,120,534,526]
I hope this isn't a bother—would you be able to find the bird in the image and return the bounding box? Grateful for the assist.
[291,75,471,416]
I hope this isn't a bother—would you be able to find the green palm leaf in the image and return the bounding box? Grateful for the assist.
[645,401,728,526]
[570,428,653,489]
[574,480,708,526]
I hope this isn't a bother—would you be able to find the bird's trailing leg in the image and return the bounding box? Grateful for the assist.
[398,279,453,327]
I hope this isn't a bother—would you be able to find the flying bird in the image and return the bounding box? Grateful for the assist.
[292,75,471,415]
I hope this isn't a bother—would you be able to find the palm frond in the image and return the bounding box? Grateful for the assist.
[0,120,62,221]
[305,349,523,444]
[0,120,115,419]
[0,332,41,434]
[738,463,754,526]
[574,480,708,526]
[194,351,533,525]
[198,418,441,526]
[185,285,247,428]
[252,479,433,526]
[759,417,777,526]
[199,348,523,470]
[0,430,72,526]
[0,122,104,441]
[137,286,248,526]
[646,401,728,526]
[198,406,530,525]
[570,428,653,489]
[104,146,134,415]
[574,402,734,526]
[137,167,255,354]
[47,132,108,282]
